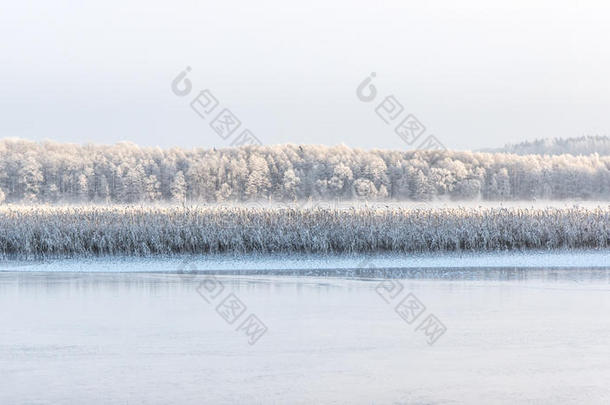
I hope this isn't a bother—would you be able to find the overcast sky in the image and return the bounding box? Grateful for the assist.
[1,0,608,151]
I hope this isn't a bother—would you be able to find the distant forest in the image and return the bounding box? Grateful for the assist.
[483,135,610,156]
[1,138,610,204]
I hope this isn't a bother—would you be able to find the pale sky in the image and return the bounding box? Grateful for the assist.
[1,0,608,151]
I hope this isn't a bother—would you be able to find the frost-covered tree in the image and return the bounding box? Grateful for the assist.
[352,178,377,199]
[453,178,481,200]
[123,166,144,203]
[215,183,232,202]
[485,135,610,156]
[98,175,110,203]
[282,169,300,200]
[171,171,187,203]
[245,154,271,200]
[0,138,609,203]
[44,184,60,203]
[18,153,43,202]
[76,174,89,202]
[144,175,161,202]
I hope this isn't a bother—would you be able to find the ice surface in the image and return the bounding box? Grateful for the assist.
[1,269,609,404]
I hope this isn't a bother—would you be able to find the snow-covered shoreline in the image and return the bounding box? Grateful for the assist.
[2,249,610,274]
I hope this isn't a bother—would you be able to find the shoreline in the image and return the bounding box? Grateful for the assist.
[2,249,610,273]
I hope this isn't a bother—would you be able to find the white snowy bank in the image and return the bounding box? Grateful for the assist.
[2,249,610,274]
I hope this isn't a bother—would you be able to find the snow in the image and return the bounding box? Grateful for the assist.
[2,249,610,274]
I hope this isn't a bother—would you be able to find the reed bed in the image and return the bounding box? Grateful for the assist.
[0,205,608,258]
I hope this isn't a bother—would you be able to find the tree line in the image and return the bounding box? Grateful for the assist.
[1,138,610,204]
[483,135,610,156]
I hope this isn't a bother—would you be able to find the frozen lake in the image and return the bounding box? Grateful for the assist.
[1,263,610,404]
